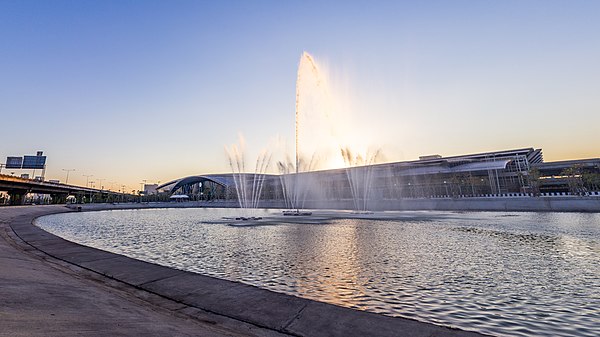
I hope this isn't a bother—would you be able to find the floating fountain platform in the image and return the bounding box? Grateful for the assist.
[234,216,263,221]
[283,210,313,216]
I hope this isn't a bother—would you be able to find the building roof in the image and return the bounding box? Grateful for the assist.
[157,173,278,194]
[533,158,600,175]
[157,148,547,194]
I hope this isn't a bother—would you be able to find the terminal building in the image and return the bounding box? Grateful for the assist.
[157,147,600,207]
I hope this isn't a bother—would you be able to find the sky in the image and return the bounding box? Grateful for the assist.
[1,0,599,191]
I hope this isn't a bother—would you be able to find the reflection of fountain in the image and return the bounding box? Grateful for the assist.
[341,147,382,213]
[225,137,272,211]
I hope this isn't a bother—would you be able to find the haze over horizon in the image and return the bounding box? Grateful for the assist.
[1,1,599,191]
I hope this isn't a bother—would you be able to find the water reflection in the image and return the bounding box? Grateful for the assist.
[35,209,600,337]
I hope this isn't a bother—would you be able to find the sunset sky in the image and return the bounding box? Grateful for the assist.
[1,1,599,191]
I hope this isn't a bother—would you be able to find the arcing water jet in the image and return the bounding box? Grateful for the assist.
[341,147,383,212]
[225,136,272,210]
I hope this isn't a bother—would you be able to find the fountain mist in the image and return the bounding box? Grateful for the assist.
[341,147,383,212]
[225,136,272,210]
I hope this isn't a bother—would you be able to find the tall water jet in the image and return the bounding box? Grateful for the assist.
[341,147,383,212]
[278,51,332,214]
[225,136,272,211]
[294,51,340,170]
[295,52,323,175]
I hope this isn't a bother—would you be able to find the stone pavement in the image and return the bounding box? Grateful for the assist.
[0,205,487,337]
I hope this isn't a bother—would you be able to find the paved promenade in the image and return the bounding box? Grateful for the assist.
[0,205,486,337]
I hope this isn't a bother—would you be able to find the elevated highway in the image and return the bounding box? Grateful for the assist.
[0,174,132,205]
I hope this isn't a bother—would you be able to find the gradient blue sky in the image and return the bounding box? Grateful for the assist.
[1,1,599,191]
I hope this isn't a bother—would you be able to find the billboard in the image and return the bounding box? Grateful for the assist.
[22,155,46,169]
[5,157,23,169]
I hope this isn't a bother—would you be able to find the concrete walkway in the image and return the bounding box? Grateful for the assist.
[0,205,487,337]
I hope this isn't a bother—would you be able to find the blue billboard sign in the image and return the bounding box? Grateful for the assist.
[22,155,46,169]
[5,157,23,169]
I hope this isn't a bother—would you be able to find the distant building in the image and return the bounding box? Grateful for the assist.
[143,184,158,195]
[419,154,442,161]
[157,147,600,202]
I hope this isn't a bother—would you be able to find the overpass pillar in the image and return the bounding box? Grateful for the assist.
[50,193,68,204]
[8,189,28,205]
[75,192,86,204]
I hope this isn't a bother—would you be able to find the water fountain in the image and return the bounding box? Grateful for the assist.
[278,155,318,216]
[341,147,382,213]
[225,136,271,218]
[278,51,333,215]
[226,51,383,216]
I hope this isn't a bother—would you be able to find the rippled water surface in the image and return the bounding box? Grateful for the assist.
[35,209,600,337]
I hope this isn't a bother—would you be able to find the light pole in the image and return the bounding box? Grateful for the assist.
[82,175,93,203]
[95,179,104,203]
[140,179,147,203]
[97,178,105,190]
[89,181,95,203]
[62,169,75,185]
[83,174,93,188]
[444,181,449,197]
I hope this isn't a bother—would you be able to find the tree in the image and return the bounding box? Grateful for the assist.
[528,168,541,196]
[582,171,600,191]
[561,165,584,194]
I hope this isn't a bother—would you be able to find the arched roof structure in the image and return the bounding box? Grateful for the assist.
[157,173,279,195]
[157,174,234,194]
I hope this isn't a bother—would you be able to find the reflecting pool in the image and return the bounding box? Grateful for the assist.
[35,209,600,337]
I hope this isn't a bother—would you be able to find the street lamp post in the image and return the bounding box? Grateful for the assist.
[140,180,147,203]
[83,174,93,188]
[97,178,105,190]
[89,181,95,203]
[62,168,75,185]
[82,174,93,203]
